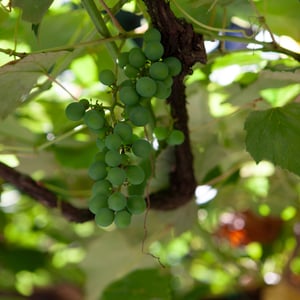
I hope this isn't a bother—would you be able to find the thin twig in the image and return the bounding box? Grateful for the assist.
[98,0,125,33]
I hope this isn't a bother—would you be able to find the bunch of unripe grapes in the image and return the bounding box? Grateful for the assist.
[65,28,185,229]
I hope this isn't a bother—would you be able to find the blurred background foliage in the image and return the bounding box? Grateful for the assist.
[0,0,300,299]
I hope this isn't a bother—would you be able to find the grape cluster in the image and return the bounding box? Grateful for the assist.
[65,28,185,229]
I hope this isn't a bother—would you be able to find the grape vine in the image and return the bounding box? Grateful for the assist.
[65,28,184,228]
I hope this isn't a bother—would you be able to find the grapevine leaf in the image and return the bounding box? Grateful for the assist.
[11,0,54,24]
[244,103,300,176]
[101,268,172,300]
[0,51,68,119]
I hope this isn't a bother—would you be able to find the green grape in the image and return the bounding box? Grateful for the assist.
[154,126,169,140]
[88,161,107,180]
[129,105,150,127]
[143,41,164,61]
[136,76,157,98]
[105,133,122,150]
[167,129,185,145]
[96,138,106,151]
[164,56,182,76]
[132,139,152,158]
[105,150,122,167]
[95,208,114,227]
[117,52,129,68]
[128,47,146,68]
[149,62,169,80]
[163,76,173,88]
[127,195,146,215]
[121,153,129,166]
[128,182,146,196]
[88,193,108,214]
[65,102,86,121]
[144,28,161,42]
[99,69,115,86]
[155,81,172,99]
[120,79,134,87]
[113,122,133,144]
[92,180,112,195]
[108,192,127,211]
[97,127,107,139]
[107,167,126,186]
[126,165,145,185]
[79,98,90,109]
[114,210,132,228]
[84,109,105,130]
[119,85,140,106]
[124,64,139,78]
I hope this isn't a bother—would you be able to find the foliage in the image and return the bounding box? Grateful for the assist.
[0,0,300,299]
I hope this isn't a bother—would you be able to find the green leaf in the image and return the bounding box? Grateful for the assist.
[101,268,172,300]
[255,0,300,41]
[11,0,54,24]
[245,103,300,176]
[0,51,68,118]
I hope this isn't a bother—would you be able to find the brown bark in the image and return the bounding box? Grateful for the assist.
[144,0,207,209]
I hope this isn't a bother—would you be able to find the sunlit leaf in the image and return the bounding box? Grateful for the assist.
[0,51,68,118]
[245,103,300,176]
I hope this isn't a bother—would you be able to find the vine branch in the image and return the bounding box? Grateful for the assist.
[0,162,93,223]
[143,0,207,209]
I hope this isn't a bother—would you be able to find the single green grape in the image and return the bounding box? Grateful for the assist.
[65,102,86,121]
[114,210,132,228]
[132,139,152,159]
[95,208,115,227]
[106,167,126,186]
[105,133,122,150]
[124,64,139,78]
[149,62,169,80]
[96,138,106,151]
[135,76,157,98]
[119,85,140,106]
[128,182,147,196]
[144,28,161,42]
[153,126,169,140]
[84,109,105,130]
[164,56,182,76]
[143,41,164,61]
[88,161,107,180]
[105,150,122,167]
[117,52,129,68]
[163,76,173,88]
[127,195,146,215]
[128,105,150,127]
[88,193,109,214]
[108,192,127,211]
[113,122,133,144]
[126,165,145,185]
[155,80,172,99]
[128,47,146,68]
[92,180,112,195]
[167,129,185,145]
[99,69,115,86]
[79,98,90,109]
